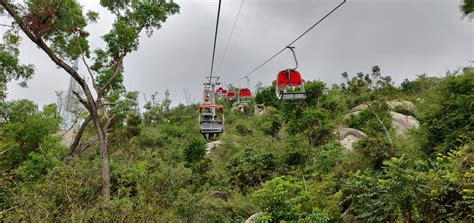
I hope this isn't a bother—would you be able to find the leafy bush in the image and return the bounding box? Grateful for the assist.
[279,136,312,167]
[346,104,392,137]
[342,146,473,222]
[256,106,282,138]
[235,124,254,136]
[417,72,473,155]
[0,101,61,170]
[353,136,394,170]
[315,143,347,173]
[183,137,206,163]
[227,149,277,191]
[15,136,67,181]
[252,176,309,222]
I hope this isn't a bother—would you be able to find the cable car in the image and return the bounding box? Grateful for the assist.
[226,91,235,101]
[203,87,212,104]
[215,87,225,97]
[275,46,306,100]
[198,104,225,140]
[238,88,252,104]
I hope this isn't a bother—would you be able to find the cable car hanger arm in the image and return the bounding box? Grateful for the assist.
[287,46,298,70]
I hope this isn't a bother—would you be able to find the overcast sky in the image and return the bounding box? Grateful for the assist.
[4,0,473,107]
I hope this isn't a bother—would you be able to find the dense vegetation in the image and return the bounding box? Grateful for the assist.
[1,66,472,221]
[1,0,473,222]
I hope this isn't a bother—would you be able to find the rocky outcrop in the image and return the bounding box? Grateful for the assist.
[206,140,222,155]
[232,102,245,113]
[254,104,265,116]
[390,111,419,136]
[387,100,416,114]
[60,130,77,147]
[340,99,419,150]
[350,100,415,114]
[245,212,263,223]
[337,126,367,151]
[351,104,368,112]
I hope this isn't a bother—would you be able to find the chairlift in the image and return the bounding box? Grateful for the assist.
[275,46,306,100]
[215,87,225,97]
[238,88,252,104]
[226,91,235,101]
[198,104,225,140]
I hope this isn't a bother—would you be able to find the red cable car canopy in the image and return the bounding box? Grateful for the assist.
[238,88,252,97]
[199,104,224,113]
[277,70,303,86]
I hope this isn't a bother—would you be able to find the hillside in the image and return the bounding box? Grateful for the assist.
[1,69,472,222]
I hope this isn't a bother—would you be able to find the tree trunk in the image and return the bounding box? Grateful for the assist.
[91,113,111,202]
[68,115,92,156]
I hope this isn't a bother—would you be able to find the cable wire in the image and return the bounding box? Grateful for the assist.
[209,0,223,84]
[215,0,245,76]
[234,0,347,83]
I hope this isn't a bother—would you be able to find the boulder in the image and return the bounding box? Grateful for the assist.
[390,111,419,136]
[208,191,228,201]
[351,104,368,112]
[387,99,416,114]
[245,212,263,223]
[350,100,415,114]
[337,126,366,151]
[206,140,222,155]
[232,102,245,113]
[60,130,77,147]
[254,104,265,116]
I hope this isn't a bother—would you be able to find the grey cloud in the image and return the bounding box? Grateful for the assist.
[6,0,472,107]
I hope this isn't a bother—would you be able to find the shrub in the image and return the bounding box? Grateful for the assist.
[252,177,309,222]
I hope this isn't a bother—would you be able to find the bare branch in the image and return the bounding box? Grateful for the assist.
[67,115,92,156]
[0,202,25,215]
[99,55,125,94]
[104,114,115,131]
[73,90,88,107]
[61,116,80,137]
[365,102,393,144]
[98,26,146,96]
[0,23,12,28]
[142,92,148,104]
[76,35,99,93]
[0,146,13,156]
[71,137,98,157]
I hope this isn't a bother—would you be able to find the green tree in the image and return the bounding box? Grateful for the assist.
[227,148,277,190]
[256,106,282,138]
[417,72,473,155]
[304,80,326,109]
[461,0,473,16]
[342,148,473,222]
[255,85,280,109]
[0,0,179,201]
[0,31,34,100]
[183,137,206,163]
[296,108,334,148]
[252,177,309,222]
[0,100,62,170]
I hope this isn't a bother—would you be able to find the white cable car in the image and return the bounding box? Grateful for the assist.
[198,104,225,140]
